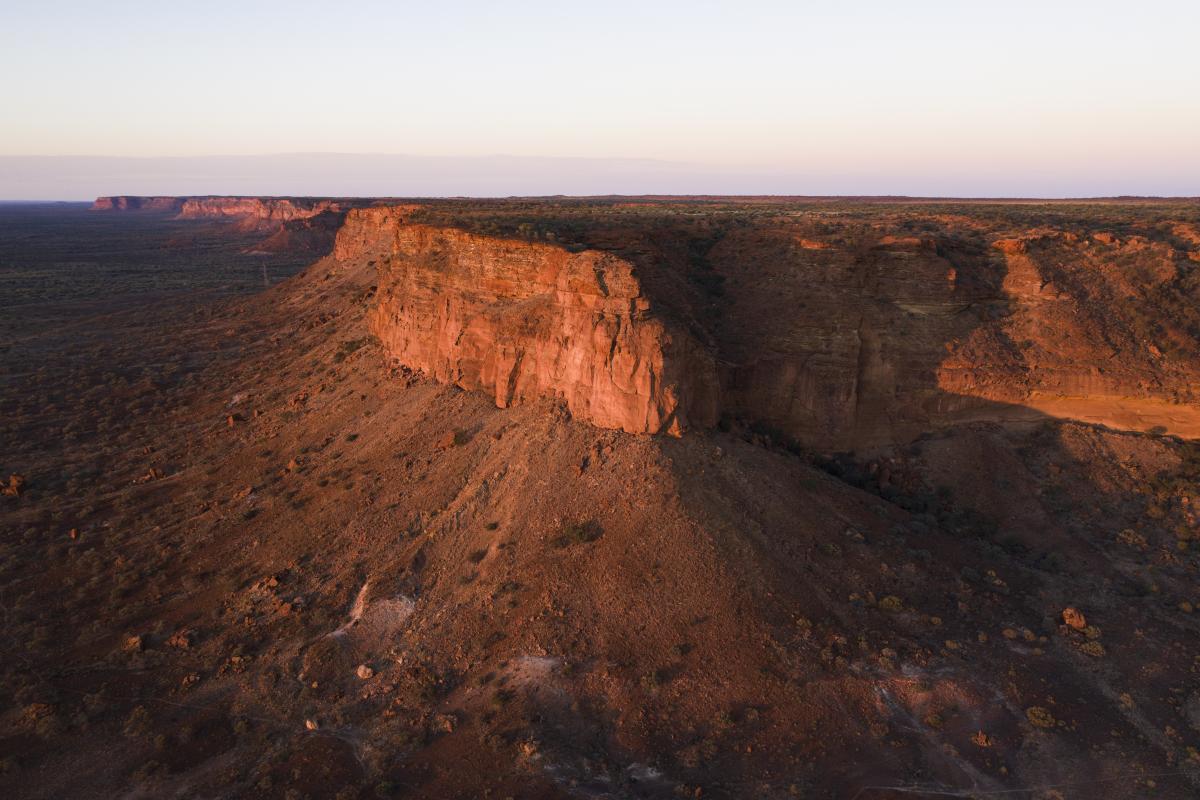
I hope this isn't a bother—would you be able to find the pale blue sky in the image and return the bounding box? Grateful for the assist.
[2,1,1198,197]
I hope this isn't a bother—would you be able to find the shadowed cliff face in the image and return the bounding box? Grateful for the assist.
[344,203,1200,448]
[93,195,347,223]
[613,214,1200,449]
[702,227,1019,448]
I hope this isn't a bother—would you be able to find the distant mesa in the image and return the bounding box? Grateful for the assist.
[91,195,185,213]
[93,195,382,256]
[92,195,370,227]
[175,197,348,227]
[333,203,1200,445]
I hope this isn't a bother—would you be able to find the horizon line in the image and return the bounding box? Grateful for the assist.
[4,154,1196,201]
[5,194,1199,204]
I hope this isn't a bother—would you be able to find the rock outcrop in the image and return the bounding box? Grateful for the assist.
[705,224,1200,447]
[93,195,372,256]
[176,197,346,229]
[340,208,719,436]
[94,195,358,229]
[706,228,1002,448]
[92,196,185,212]
[335,204,1200,445]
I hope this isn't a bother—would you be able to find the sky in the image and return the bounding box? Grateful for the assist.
[1,0,1198,198]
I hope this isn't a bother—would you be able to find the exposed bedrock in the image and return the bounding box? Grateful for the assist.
[93,195,337,222]
[344,208,719,436]
[94,195,364,230]
[176,197,346,228]
[345,207,1200,446]
[91,196,185,212]
[713,227,1200,446]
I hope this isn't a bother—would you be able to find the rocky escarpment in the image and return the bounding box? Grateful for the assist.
[706,224,1200,447]
[94,195,363,229]
[91,196,185,212]
[94,195,372,256]
[176,197,347,229]
[942,231,1200,430]
[340,208,719,436]
[352,205,1200,446]
[704,229,1007,447]
[94,197,1200,445]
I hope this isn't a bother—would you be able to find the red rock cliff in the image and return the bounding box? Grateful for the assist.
[339,208,719,436]
[92,196,185,212]
[177,197,345,228]
[343,207,1200,444]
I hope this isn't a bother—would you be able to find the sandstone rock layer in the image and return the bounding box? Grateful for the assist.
[341,208,719,436]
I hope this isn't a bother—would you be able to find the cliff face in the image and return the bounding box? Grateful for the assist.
[91,196,184,212]
[176,197,345,229]
[94,195,366,255]
[351,206,1200,446]
[95,195,350,228]
[340,208,719,436]
[706,224,1200,447]
[963,230,1200,435]
[705,229,994,447]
